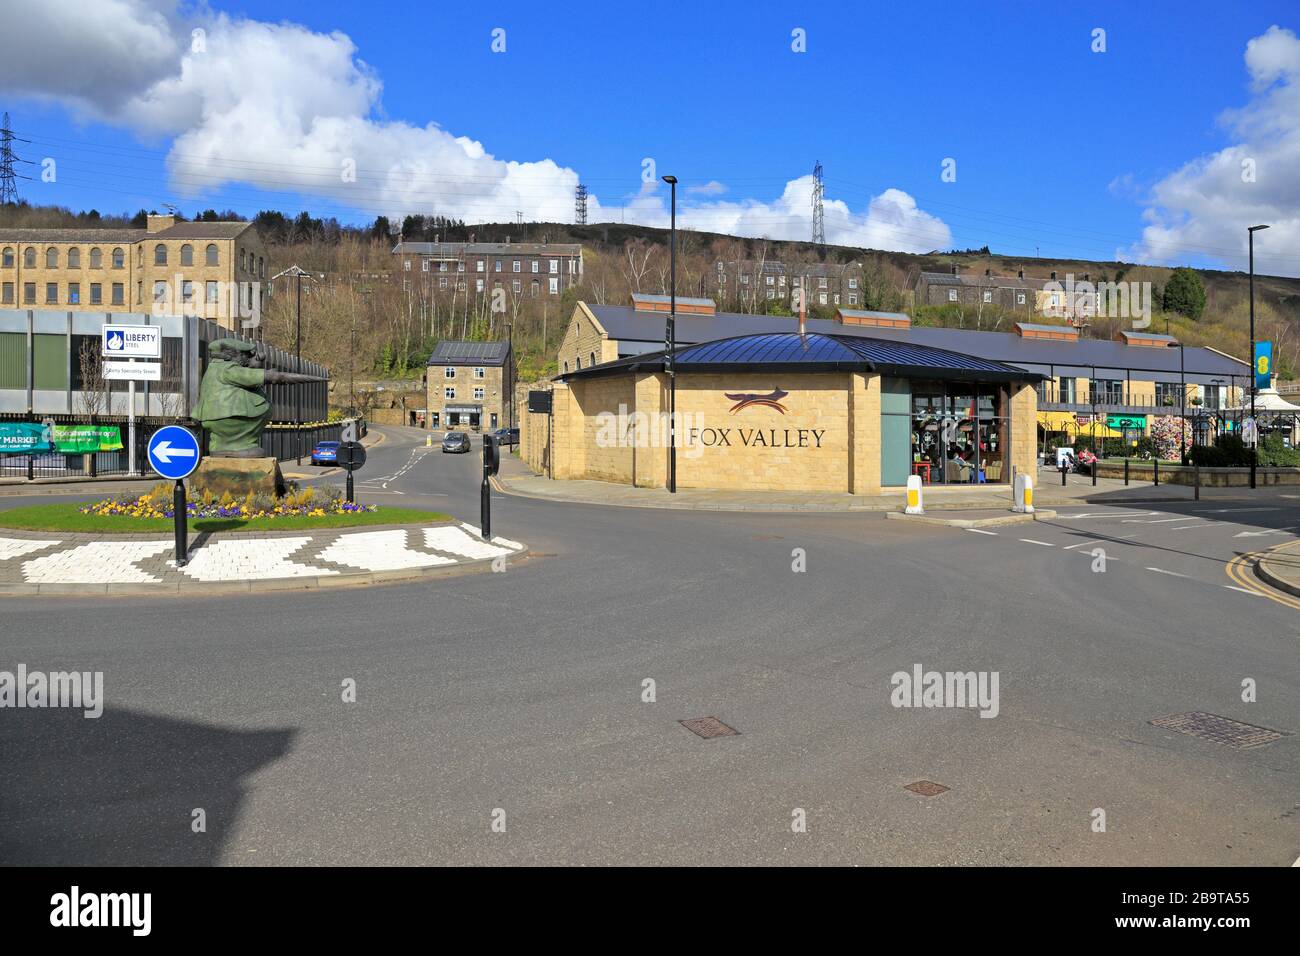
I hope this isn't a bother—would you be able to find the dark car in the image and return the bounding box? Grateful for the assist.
[441,431,471,454]
[491,427,520,446]
[311,440,340,466]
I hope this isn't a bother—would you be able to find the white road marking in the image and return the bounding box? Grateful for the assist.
[1224,585,1263,596]
[1062,539,1103,550]
[1122,517,1185,524]
[1057,511,1158,519]
[964,528,998,535]
[1193,507,1280,513]
[1169,524,1207,531]
[1234,527,1297,538]
[178,537,337,582]
[1019,539,1055,547]
[1146,567,1191,578]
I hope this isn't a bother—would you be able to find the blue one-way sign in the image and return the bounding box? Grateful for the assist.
[147,425,202,480]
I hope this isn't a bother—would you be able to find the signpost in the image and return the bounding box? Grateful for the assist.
[481,434,500,539]
[336,440,367,504]
[103,324,162,475]
[147,425,201,567]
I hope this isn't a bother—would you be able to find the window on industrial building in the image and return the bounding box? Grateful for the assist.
[111,283,124,305]
[89,283,101,305]
[445,386,455,399]
[549,278,558,295]
[421,260,429,272]
[474,367,484,379]
[153,280,167,303]
[948,289,958,301]
[444,367,455,379]
[112,247,125,269]
[1,282,12,303]
[67,248,80,269]
[23,282,35,304]
[68,282,80,304]
[88,247,101,268]
[182,280,194,303]
[180,244,193,266]
[205,244,218,266]
[46,248,58,268]
[1,247,12,267]
[154,244,167,265]
[24,247,35,268]
[45,282,57,303]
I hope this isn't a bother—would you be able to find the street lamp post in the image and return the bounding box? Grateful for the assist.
[273,265,311,464]
[662,174,678,494]
[1248,224,1269,489]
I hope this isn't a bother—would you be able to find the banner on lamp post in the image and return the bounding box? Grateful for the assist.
[1255,341,1272,390]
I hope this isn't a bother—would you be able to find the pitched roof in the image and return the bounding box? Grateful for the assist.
[426,340,511,366]
[394,241,582,257]
[584,303,1249,384]
[560,332,1040,384]
[918,271,1045,290]
[0,228,145,243]
[153,221,255,240]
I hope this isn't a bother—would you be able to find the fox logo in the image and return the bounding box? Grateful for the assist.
[724,388,789,414]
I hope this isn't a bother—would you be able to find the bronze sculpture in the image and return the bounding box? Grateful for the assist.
[193,338,327,458]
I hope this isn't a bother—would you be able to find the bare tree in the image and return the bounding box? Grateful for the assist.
[77,340,105,416]
[620,238,657,293]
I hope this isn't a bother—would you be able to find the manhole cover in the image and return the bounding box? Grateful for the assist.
[904,780,950,796]
[679,716,739,739]
[1150,712,1291,749]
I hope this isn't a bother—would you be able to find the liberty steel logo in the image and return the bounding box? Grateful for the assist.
[725,388,789,414]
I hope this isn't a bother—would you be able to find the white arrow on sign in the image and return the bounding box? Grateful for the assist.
[152,440,197,464]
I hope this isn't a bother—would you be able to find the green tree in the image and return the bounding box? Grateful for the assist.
[1162,268,1206,320]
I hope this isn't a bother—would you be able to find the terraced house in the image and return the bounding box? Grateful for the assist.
[0,215,269,331]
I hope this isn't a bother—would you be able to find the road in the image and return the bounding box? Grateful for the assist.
[2,424,1297,865]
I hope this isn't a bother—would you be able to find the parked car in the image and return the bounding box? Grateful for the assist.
[491,427,520,446]
[441,432,471,454]
[311,440,340,466]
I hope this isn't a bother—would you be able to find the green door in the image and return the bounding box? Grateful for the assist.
[881,377,911,487]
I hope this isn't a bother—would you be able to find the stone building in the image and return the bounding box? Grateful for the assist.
[0,215,269,331]
[423,340,513,431]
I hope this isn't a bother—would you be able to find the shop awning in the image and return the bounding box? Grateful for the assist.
[1038,411,1125,438]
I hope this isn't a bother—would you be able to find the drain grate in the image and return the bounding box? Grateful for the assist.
[1150,712,1291,749]
[904,780,950,796]
[679,716,739,739]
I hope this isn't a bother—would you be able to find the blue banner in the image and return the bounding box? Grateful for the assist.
[1255,341,1273,390]
[0,422,53,454]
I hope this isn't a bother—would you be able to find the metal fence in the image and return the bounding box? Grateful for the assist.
[1,413,349,480]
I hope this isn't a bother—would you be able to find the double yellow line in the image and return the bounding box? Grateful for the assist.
[1226,543,1300,611]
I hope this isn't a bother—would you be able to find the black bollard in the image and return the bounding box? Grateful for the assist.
[173,479,188,567]
[1154,459,1160,487]
[1194,461,1201,501]
[1124,459,1130,485]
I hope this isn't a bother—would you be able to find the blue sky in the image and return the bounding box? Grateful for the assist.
[2,0,1298,273]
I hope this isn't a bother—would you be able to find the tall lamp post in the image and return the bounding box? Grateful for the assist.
[662,174,678,493]
[273,264,310,464]
[1248,224,1269,489]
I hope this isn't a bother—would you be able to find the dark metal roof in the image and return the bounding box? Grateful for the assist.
[561,332,1040,384]
[585,304,1249,385]
[426,340,511,366]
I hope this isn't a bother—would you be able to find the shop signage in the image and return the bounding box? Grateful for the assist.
[0,422,52,454]
[686,426,825,449]
[102,324,161,359]
[1106,414,1145,430]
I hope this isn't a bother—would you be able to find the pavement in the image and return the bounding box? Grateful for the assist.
[1,423,1297,866]
[496,458,1258,512]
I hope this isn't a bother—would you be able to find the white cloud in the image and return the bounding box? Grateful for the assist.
[1123,25,1300,277]
[0,1,952,253]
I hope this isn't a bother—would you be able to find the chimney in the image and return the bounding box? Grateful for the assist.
[146,213,176,233]
[1017,269,1024,279]
[1050,271,1057,281]
[950,265,959,275]
[985,268,992,277]
[798,276,806,336]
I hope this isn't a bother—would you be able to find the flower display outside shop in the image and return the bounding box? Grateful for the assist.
[79,484,377,521]
[1149,415,1191,461]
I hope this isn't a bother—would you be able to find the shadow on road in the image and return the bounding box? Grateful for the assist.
[0,705,294,865]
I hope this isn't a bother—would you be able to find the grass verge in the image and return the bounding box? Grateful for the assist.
[0,503,453,534]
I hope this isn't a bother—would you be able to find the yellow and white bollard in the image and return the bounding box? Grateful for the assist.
[426,434,432,447]
[905,474,924,515]
[1013,473,1034,514]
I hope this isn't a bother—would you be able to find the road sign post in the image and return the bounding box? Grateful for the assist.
[481,434,500,539]
[337,441,366,504]
[147,425,202,567]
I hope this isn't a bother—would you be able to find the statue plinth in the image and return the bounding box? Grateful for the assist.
[190,457,287,499]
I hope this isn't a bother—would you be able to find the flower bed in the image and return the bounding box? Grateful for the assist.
[79,483,377,520]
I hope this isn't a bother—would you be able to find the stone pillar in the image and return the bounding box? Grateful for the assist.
[550,381,581,479]
[849,372,882,495]
[1009,382,1039,483]
[633,372,668,489]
